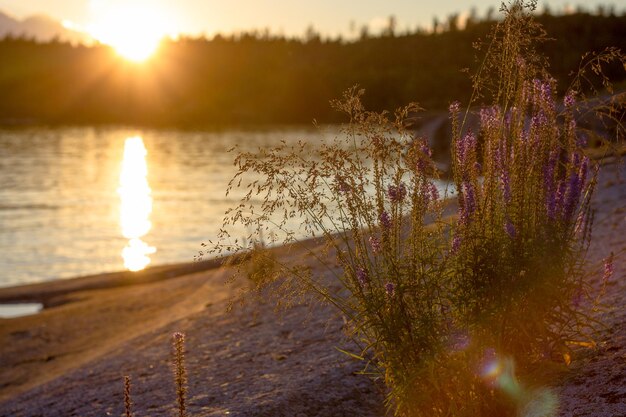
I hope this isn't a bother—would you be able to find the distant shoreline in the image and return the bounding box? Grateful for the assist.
[0,257,225,307]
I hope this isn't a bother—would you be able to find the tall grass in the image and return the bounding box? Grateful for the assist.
[211,1,624,415]
[172,332,188,417]
[120,332,189,417]
[123,375,133,417]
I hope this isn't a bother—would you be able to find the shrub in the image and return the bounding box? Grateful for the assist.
[217,87,460,414]
[211,1,623,416]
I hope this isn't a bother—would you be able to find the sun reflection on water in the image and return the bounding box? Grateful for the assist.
[118,136,156,271]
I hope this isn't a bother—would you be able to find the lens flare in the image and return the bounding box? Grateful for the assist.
[118,136,156,271]
[480,351,559,417]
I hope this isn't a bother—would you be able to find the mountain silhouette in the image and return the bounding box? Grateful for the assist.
[0,10,90,43]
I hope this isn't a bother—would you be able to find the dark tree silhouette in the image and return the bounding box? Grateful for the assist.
[0,11,623,127]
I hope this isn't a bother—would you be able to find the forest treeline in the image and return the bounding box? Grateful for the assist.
[0,11,624,126]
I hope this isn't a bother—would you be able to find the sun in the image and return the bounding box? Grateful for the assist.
[88,4,174,62]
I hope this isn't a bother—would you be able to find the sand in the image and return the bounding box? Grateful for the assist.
[0,235,385,416]
[0,158,623,417]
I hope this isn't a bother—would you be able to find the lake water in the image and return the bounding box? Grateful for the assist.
[0,125,450,288]
[0,126,340,287]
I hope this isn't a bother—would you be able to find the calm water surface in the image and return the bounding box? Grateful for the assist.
[0,126,336,287]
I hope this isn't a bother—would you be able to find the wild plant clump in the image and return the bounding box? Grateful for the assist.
[449,77,596,366]
[211,1,622,416]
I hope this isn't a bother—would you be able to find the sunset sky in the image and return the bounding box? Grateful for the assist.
[1,0,624,39]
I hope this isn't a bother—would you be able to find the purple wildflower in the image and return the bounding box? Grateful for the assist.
[533,79,554,108]
[531,111,548,130]
[562,173,581,222]
[543,150,558,182]
[428,182,439,203]
[385,282,396,298]
[563,91,576,109]
[451,234,461,253]
[529,111,548,145]
[388,183,407,203]
[504,220,516,239]
[456,131,476,167]
[501,172,511,204]
[459,181,476,225]
[415,158,425,173]
[420,141,433,157]
[369,236,381,254]
[356,268,369,286]
[415,140,433,173]
[465,182,476,215]
[563,154,585,222]
[480,106,500,132]
[541,80,553,100]
[421,181,439,207]
[494,138,505,170]
[520,128,530,143]
[379,211,392,229]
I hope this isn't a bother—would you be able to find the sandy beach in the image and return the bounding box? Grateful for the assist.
[0,158,623,417]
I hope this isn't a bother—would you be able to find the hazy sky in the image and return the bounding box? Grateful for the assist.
[1,0,623,37]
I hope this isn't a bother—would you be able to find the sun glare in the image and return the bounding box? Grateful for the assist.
[89,4,174,62]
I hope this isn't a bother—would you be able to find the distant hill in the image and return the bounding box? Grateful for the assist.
[0,10,90,43]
